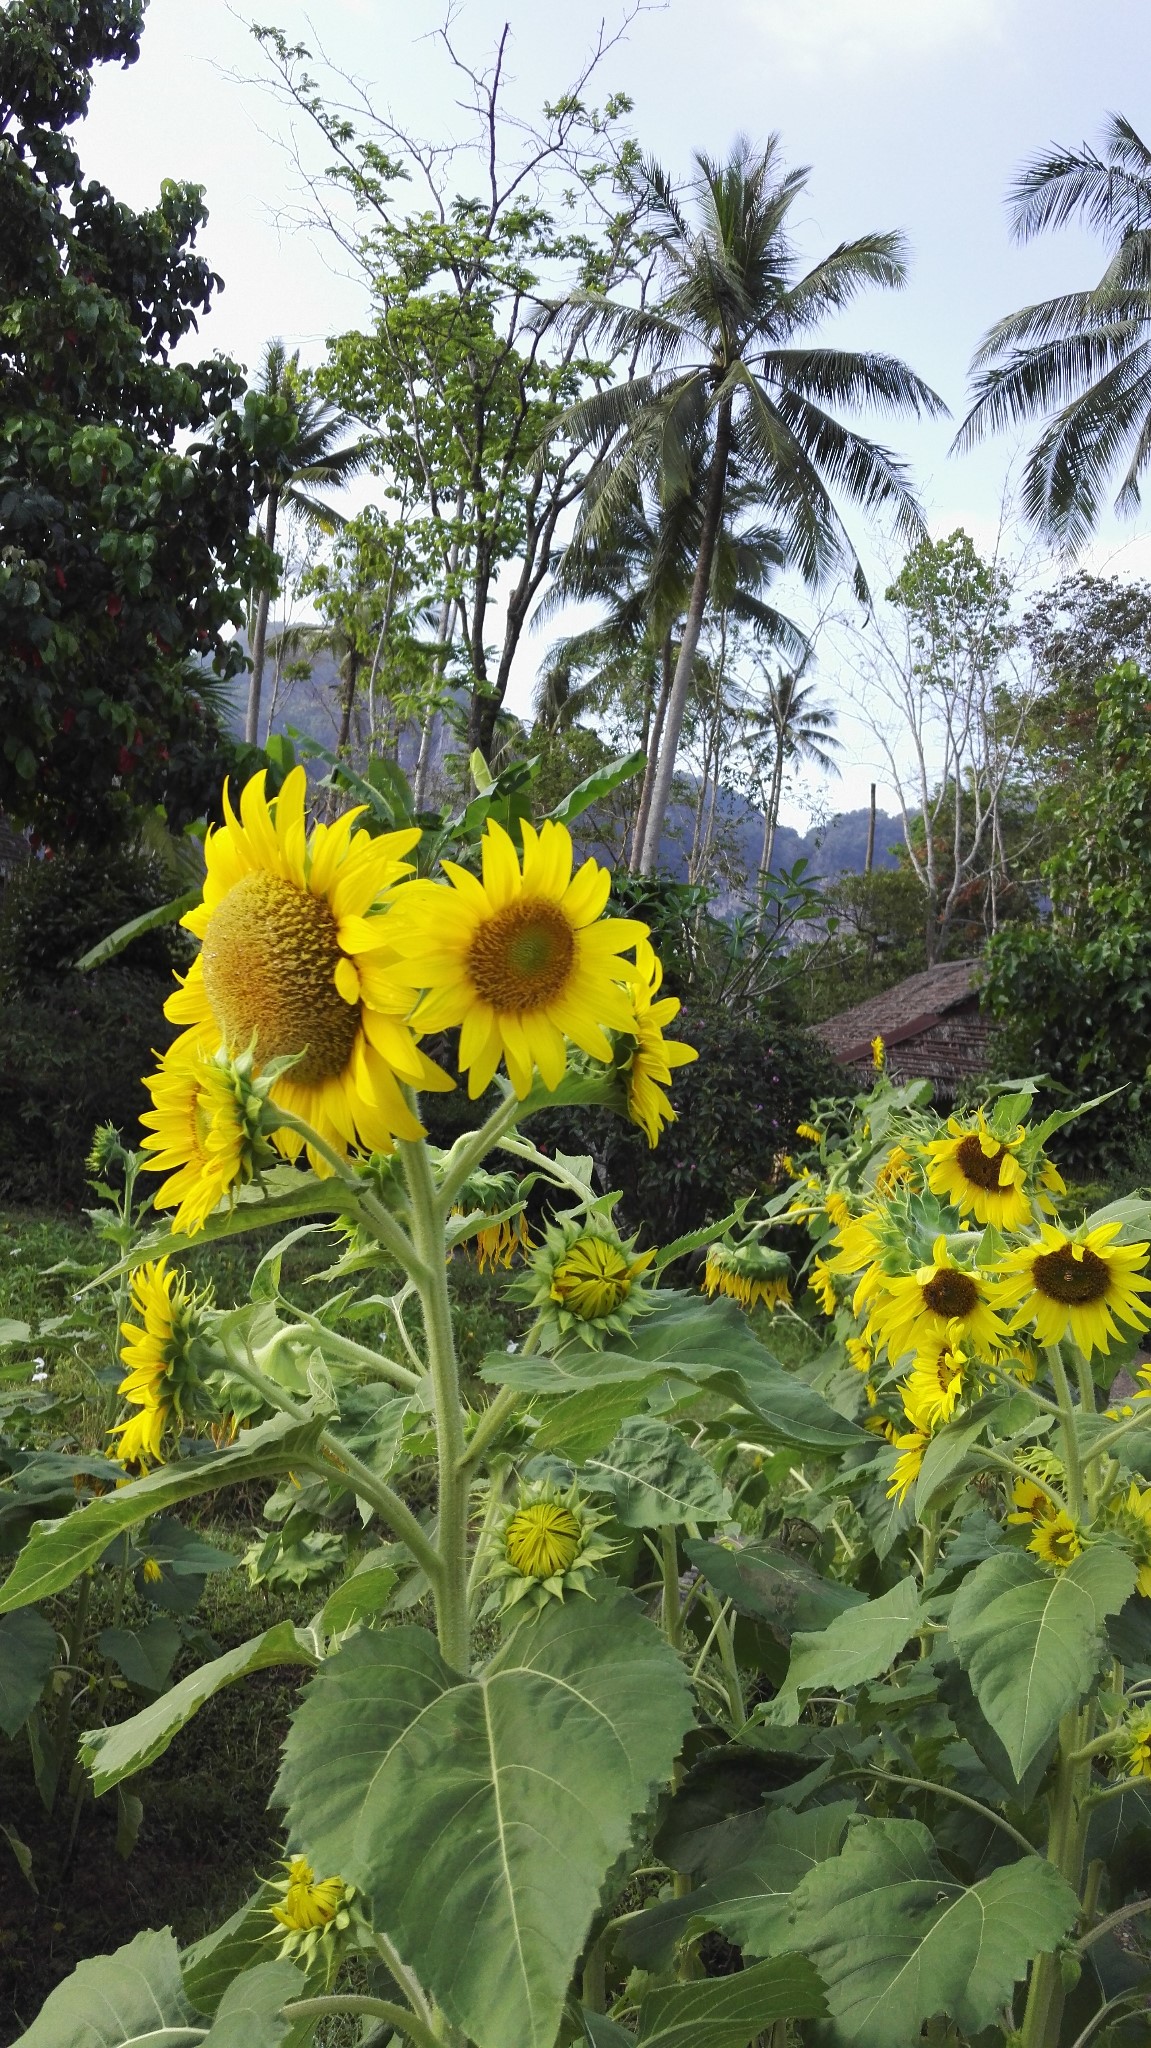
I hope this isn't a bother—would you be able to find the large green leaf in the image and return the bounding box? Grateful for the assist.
[949,1544,1136,1777]
[180,1891,278,2018]
[629,1955,826,2044]
[277,1588,694,2048]
[533,1381,659,1461]
[201,1960,305,2048]
[0,1417,323,1613]
[548,749,646,825]
[685,1540,863,1641]
[782,1819,1079,2047]
[74,889,202,972]
[12,1927,200,2048]
[583,1417,730,1526]
[913,1397,1005,1517]
[622,1802,856,1970]
[486,1294,861,1453]
[0,1608,57,1736]
[82,1622,321,1795]
[765,1579,928,1726]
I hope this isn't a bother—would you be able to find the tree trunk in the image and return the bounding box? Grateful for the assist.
[755,744,785,920]
[630,634,673,873]
[865,783,876,874]
[336,646,362,758]
[637,395,732,876]
[244,488,279,749]
[414,595,457,808]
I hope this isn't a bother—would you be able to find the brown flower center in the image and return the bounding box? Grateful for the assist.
[922,1269,980,1319]
[1032,1243,1110,1305]
[201,870,360,1086]
[467,898,575,1012]
[955,1134,1012,1191]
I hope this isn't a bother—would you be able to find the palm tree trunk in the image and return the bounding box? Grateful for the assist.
[637,394,732,876]
[245,488,279,749]
[630,634,673,873]
[755,744,786,922]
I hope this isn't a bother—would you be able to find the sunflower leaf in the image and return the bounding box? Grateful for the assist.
[10,1927,199,2048]
[625,1954,827,2044]
[582,1416,731,1526]
[276,1587,694,2048]
[779,1819,1079,2047]
[0,1608,58,1736]
[0,1415,324,1614]
[761,1578,931,1726]
[685,1539,864,1641]
[948,1543,1136,1776]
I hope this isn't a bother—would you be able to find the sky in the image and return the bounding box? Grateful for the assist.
[79,0,1151,824]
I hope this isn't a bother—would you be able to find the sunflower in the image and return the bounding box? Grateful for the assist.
[621,939,697,1146]
[995,1220,1151,1358]
[391,817,648,1099]
[268,1856,359,1980]
[845,1334,872,1375]
[875,1144,915,1199]
[515,1213,654,1346]
[887,1425,930,1503]
[140,1046,276,1235]
[925,1114,1032,1231]
[1121,1710,1151,1779]
[871,1034,886,1071]
[825,1190,852,1230]
[867,1236,1008,1367]
[1109,1479,1151,1596]
[165,767,444,1171]
[489,1482,614,1611]
[900,1334,972,1431]
[1028,1510,1082,1569]
[808,1257,837,1318]
[448,1166,531,1272]
[112,1257,209,1466]
[796,1121,823,1144]
[704,1240,791,1313]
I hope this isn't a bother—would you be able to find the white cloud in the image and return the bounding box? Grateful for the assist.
[730,0,1005,76]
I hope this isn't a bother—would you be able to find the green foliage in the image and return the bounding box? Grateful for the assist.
[986,660,1151,1173]
[0,0,274,848]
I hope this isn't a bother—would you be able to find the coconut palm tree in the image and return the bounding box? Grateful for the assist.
[535,453,809,866]
[555,136,945,873]
[747,668,841,901]
[244,340,374,747]
[956,115,1151,552]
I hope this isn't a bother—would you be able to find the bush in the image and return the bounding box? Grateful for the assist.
[0,847,180,1204]
[536,1008,843,1243]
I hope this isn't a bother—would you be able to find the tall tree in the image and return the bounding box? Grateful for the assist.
[244,340,372,748]
[0,0,274,848]
[536,459,808,864]
[250,17,652,760]
[558,136,945,874]
[746,668,840,896]
[958,114,1151,550]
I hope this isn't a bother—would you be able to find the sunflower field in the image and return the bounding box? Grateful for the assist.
[4,768,1151,2048]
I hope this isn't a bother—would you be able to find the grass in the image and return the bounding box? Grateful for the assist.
[0,1200,520,2040]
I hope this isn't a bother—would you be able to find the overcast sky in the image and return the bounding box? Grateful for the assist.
[81,0,1151,823]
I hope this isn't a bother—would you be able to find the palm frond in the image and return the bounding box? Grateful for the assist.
[955,331,1149,450]
[765,346,948,419]
[774,233,910,331]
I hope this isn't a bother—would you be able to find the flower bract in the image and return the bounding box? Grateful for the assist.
[489,1481,614,1611]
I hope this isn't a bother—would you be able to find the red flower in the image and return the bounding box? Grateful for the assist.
[54,566,67,589]
[105,594,122,617]
[117,746,135,775]
[60,707,76,734]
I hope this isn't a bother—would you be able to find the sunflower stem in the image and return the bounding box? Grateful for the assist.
[1047,1346,1084,1521]
[499,1131,597,1201]
[457,1383,520,1474]
[660,1529,684,1649]
[401,1136,471,1671]
[270,1107,427,1278]
[280,1996,441,2048]
[288,1312,423,1391]
[435,1091,524,1213]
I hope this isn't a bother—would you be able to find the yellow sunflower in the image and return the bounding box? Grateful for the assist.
[140,1046,271,1235]
[704,1240,791,1313]
[1029,1510,1082,1569]
[925,1114,1032,1231]
[875,1144,915,1199]
[489,1481,614,1611]
[900,1334,972,1431]
[391,817,648,1099]
[1121,1710,1151,1779]
[165,767,445,1170]
[887,1425,930,1503]
[112,1257,206,1466]
[867,1235,1007,1366]
[1109,1479,1151,1596]
[622,939,697,1146]
[808,1257,837,1317]
[995,1220,1151,1358]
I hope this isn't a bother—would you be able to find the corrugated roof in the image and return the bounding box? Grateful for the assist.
[815,959,983,1061]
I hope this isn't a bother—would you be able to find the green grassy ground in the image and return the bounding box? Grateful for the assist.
[0,1203,518,2038]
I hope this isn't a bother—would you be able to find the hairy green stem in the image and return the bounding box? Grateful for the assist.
[457,1384,520,1474]
[401,1135,470,1670]
[289,1311,423,1391]
[1048,1346,1083,1520]
[659,1529,684,1649]
[499,1131,595,1200]
[280,1995,441,2048]
[1075,1893,1151,1952]
[854,1770,1037,1857]
[271,1106,427,1278]
[436,1092,523,1211]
